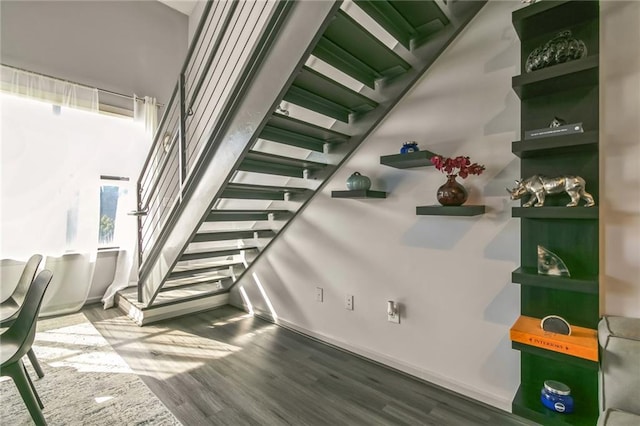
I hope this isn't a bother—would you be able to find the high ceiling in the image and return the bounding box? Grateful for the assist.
[158,0,198,16]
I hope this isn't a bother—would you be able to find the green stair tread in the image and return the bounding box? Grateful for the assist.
[205,209,291,222]
[162,276,234,291]
[170,262,244,279]
[286,66,377,120]
[192,229,275,243]
[354,0,449,49]
[239,151,328,178]
[312,9,411,88]
[244,151,327,170]
[260,113,349,152]
[180,246,259,261]
[221,183,311,200]
[143,288,230,310]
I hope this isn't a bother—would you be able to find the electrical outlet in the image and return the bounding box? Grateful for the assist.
[315,287,323,302]
[346,295,354,310]
[387,301,400,324]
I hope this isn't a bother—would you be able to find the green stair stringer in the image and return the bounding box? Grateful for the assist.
[222,0,487,295]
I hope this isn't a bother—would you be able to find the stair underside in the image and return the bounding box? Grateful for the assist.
[137,0,486,312]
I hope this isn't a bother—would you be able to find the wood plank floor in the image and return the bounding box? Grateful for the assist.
[84,305,536,426]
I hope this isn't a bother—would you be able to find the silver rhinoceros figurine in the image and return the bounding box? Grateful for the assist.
[507,175,595,207]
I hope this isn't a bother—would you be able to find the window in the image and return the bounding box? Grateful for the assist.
[98,176,130,248]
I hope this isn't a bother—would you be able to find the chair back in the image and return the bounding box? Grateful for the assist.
[2,270,53,366]
[12,254,43,305]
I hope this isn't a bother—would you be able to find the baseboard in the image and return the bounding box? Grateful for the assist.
[117,292,230,326]
[248,306,512,412]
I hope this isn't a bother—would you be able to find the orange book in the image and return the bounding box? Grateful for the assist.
[510,315,598,362]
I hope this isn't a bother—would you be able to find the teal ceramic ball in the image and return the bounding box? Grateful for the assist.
[346,172,371,191]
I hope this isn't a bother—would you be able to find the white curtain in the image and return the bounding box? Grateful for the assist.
[1,64,99,112]
[1,76,151,314]
[134,95,159,138]
[100,95,158,309]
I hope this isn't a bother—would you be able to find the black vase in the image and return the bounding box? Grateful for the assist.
[437,175,468,206]
[525,30,587,73]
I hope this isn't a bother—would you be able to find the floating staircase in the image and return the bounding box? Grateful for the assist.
[118,0,486,325]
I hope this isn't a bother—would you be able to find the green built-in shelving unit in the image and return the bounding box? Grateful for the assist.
[510,2,600,425]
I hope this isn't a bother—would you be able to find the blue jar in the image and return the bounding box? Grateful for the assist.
[400,141,419,154]
[540,380,574,413]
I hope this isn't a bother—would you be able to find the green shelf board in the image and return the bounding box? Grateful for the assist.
[512,267,598,295]
[379,150,438,169]
[331,190,386,199]
[416,205,485,216]
[512,383,599,426]
[512,207,598,220]
[512,1,599,41]
[512,131,598,158]
[511,342,598,371]
[512,55,599,100]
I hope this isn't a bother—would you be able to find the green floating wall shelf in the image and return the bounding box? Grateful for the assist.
[416,205,485,216]
[380,150,437,169]
[331,189,387,199]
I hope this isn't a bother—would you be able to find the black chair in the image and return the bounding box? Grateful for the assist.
[0,269,53,426]
[0,254,46,378]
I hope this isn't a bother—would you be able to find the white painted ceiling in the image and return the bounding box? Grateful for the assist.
[158,0,199,16]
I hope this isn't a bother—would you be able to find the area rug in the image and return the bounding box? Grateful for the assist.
[0,312,182,425]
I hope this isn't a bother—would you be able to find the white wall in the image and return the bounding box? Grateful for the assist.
[600,0,640,316]
[0,0,188,108]
[233,0,522,410]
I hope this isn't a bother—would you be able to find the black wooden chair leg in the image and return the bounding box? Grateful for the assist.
[7,359,47,425]
[27,349,44,379]
[22,362,44,409]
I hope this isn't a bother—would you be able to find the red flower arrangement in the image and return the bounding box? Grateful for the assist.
[430,155,486,179]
